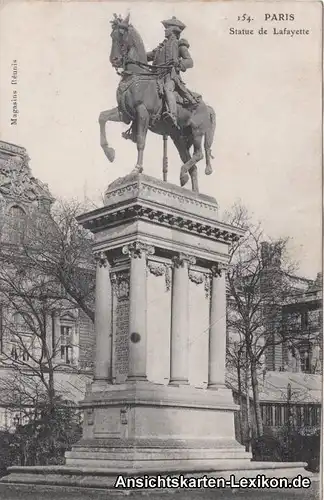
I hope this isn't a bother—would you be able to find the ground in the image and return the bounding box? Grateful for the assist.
[0,483,321,500]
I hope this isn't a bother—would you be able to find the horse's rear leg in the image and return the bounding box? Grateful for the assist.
[180,134,203,190]
[99,107,121,162]
[189,165,199,193]
[204,106,216,176]
[170,132,199,191]
[132,104,149,173]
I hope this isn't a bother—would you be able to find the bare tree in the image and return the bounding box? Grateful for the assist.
[0,255,81,414]
[2,199,95,323]
[0,199,95,441]
[226,335,251,447]
[0,258,85,465]
[223,202,305,439]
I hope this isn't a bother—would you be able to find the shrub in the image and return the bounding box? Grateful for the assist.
[251,427,320,472]
[0,431,19,477]
[0,402,82,474]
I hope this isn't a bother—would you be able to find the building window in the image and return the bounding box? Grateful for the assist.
[13,312,32,334]
[296,406,302,427]
[307,309,321,330]
[264,405,273,426]
[285,312,302,330]
[10,345,30,362]
[309,406,320,427]
[11,346,18,360]
[61,325,72,338]
[299,342,311,373]
[303,405,310,426]
[10,312,34,362]
[7,205,26,245]
[60,324,73,365]
[61,345,72,364]
[274,405,282,426]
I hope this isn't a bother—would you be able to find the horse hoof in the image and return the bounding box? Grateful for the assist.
[102,145,115,162]
[180,173,189,187]
[205,165,213,175]
[130,165,143,175]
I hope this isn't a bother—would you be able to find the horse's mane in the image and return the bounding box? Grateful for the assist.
[128,25,147,63]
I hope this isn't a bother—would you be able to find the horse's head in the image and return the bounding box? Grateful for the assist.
[109,14,147,69]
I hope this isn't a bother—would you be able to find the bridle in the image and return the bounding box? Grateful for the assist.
[112,26,176,78]
[114,53,175,78]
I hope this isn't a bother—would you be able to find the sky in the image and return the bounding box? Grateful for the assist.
[0,1,322,279]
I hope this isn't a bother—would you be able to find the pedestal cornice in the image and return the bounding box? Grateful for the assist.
[76,174,244,245]
[81,382,238,411]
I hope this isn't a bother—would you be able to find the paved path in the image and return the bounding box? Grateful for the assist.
[0,483,321,500]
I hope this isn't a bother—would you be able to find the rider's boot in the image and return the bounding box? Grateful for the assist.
[165,92,179,129]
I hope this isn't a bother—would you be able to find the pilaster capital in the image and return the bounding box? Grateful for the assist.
[147,260,172,291]
[94,251,109,268]
[122,242,155,259]
[172,253,196,269]
[211,262,228,278]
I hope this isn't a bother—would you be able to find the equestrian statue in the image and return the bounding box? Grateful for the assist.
[99,14,216,192]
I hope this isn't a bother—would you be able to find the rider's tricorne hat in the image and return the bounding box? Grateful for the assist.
[161,16,186,33]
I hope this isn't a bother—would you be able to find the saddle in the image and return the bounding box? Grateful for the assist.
[156,79,201,109]
[119,75,202,142]
[175,90,201,108]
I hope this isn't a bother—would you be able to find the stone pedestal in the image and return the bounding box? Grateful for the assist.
[67,172,249,469]
[1,173,311,486]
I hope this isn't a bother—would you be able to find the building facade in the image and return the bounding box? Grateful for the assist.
[227,241,322,443]
[261,241,322,375]
[0,140,94,429]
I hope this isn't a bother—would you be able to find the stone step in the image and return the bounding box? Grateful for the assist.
[1,461,312,490]
[66,447,251,461]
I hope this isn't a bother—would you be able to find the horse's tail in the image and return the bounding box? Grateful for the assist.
[204,105,216,176]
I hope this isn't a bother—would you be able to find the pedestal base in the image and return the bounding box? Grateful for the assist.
[0,384,312,489]
[64,381,250,469]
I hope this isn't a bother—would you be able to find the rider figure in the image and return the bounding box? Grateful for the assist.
[147,16,199,128]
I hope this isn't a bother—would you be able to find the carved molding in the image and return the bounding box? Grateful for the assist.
[94,251,109,268]
[188,270,204,285]
[204,273,211,298]
[111,270,130,300]
[81,206,241,245]
[211,262,228,278]
[165,266,172,291]
[86,408,94,426]
[147,261,165,277]
[147,261,172,291]
[122,241,155,259]
[172,253,196,269]
[120,408,128,425]
[106,181,218,213]
[0,151,53,203]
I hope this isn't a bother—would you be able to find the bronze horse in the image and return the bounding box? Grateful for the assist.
[99,15,216,192]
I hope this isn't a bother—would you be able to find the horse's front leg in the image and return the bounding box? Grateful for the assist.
[132,103,149,173]
[98,107,121,162]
